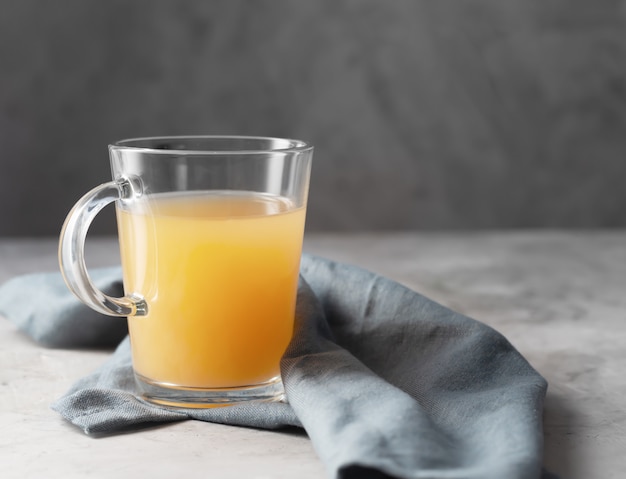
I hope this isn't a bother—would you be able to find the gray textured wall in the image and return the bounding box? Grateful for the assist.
[1,0,625,235]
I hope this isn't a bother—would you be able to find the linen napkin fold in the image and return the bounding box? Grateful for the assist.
[0,254,548,479]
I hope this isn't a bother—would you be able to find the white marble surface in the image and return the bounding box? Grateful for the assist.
[1,232,625,479]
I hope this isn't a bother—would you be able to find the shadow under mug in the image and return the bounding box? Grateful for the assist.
[59,136,313,408]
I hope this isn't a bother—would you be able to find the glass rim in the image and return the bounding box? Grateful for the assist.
[109,135,313,155]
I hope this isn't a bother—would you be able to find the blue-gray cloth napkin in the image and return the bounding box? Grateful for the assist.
[0,254,548,479]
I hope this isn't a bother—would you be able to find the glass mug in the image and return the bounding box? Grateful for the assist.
[59,136,313,407]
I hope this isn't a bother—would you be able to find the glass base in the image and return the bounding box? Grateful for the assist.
[135,373,285,408]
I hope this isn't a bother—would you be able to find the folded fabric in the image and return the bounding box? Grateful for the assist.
[0,254,548,479]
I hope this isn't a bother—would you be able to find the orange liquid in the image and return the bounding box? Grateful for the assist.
[116,191,306,388]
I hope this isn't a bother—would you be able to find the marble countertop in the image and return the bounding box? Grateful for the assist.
[1,232,625,479]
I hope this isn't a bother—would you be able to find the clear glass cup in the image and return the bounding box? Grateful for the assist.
[59,136,313,407]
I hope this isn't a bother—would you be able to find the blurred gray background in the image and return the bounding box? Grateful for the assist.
[1,0,625,235]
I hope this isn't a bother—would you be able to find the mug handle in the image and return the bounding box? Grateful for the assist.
[58,177,147,317]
